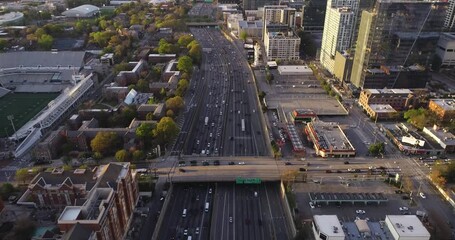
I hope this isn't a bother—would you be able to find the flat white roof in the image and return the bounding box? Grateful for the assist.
[424,127,455,145]
[277,65,312,75]
[369,104,397,113]
[431,99,455,111]
[314,215,345,237]
[386,215,430,238]
[365,89,412,95]
[267,61,277,67]
[59,207,81,221]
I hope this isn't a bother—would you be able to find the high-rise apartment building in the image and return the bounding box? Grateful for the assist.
[445,0,455,30]
[320,0,359,74]
[350,0,448,89]
[243,0,278,11]
[262,5,300,40]
[264,31,301,60]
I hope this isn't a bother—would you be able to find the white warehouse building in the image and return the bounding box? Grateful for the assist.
[312,215,345,240]
[62,5,100,18]
[385,215,430,240]
[436,32,455,68]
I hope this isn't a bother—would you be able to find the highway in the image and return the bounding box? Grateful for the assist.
[177,28,268,157]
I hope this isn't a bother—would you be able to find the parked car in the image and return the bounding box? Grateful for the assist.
[356,210,366,214]
[420,192,426,199]
[285,162,292,165]
[228,161,235,165]
[299,168,307,172]
[399,207,409,211]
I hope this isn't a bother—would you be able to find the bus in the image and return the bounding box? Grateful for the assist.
[205,202,209,212]
[205,117,209,126]
[241,119,245,132]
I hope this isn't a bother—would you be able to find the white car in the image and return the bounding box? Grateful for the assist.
[309,202,315,209]
[238,162,245,165]
[399,207,409,211]
[356,210,366,214]
[184,229,188,236]
[420,192,426,199]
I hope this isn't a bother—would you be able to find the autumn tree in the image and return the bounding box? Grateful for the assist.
[178,34,194,47]
[132,150,145,161]
[165,96,184,112]
[37,34,53,50]
[239,31,248,41]
[115,149,130,162]
[153,117,179,145]
[90,132,122,155]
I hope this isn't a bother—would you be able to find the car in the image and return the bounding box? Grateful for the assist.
[202,161,209,166]
[325,170,332,173]
[229,217,233,223]
[399,207,409,211]
[195,227,200,234]
[183,229,188,236]
[209,188,212,194]
[238,162,245,165]
[179,168,186,172]
[309,202,315,209]
[160,196,165,201]
[344,161,350,164]
[299,168,306,172]
[285,162,292,165]
[402,195,410,200]
[228,161,235,165]
[356,210,366,214]
[214,160,220,166]
[420,192,426,199]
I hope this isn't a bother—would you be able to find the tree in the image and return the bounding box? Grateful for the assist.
[403,108,437,129]
[4,218,36,240]
[177,56,193,73]
[166,96,184,112]
[153,117,179,145]
[178,34,194,47]
[158,39,178,54]
[430,168,447,187]
[15,168,32,183]
[90,132,122,155]
[401,176,414,192]
[136,79,149,92]
[239,31,248,41]
[115,149,130,162]
[132,150,145,161]
[166,109,174,118]
[175,79,189,97]
[136,123,155,139]
[0,39,8,52]
[188,43,202,64]
[0,183,15,200]
[37,34,53,50]
[368,142,385,156]
[146,112,154,120]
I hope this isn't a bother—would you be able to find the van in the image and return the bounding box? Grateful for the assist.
[182,209,187,218]
[187,236,192,240]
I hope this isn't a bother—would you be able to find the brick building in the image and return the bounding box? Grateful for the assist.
[428,99,455,122]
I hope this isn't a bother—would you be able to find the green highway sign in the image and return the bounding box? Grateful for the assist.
[236,177,261,184]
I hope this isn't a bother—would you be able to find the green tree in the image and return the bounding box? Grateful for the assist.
[4,218,36,240]
[177,56,193,73]
[239,31,248,41]
[90,132,122,155]
[136,123,155,139]
[0,39,8,52]
[93,151,103,160]
[115,149,130,162]
[368,142,385,156]
[166,109,174,118]
[146,112,154,120]
[153,117,179,145]
[136,79,149,92]
[132,150,145,161]
[178,34,194,47]
[0,183,15,200]
[38,34,53,50]
[158,39,177,54]
[188,43,202,64]
[166,96,184,112]
[403,108,437,129]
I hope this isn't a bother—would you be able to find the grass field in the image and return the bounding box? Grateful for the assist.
[0,93,59,138]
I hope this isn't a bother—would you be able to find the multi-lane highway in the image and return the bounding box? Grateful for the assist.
[176,28,269,157]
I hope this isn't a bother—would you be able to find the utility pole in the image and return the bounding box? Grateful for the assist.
[7,115,17,140]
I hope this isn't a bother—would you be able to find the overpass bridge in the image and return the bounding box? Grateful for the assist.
[186,21,221,27]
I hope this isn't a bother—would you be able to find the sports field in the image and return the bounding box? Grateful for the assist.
[0,93,59,138]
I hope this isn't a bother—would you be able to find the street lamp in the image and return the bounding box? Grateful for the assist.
[7,115,17,139]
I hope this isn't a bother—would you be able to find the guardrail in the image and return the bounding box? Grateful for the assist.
[151,183,174,240]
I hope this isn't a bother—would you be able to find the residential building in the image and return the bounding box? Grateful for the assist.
[238,20,263,38]
[305,121,356,158]
[115,59,147,86]
[358,89,419,112]
[57,163,138,240]
[428,99,455,121]
[423,125,455,153]
[302,0,327,32]
[262,5,299,40]
[312,215,345,240]
[436,32,455,68]
[333,51,353,84]
[364,104,398,121]
[264,31,300,61]
[61,223,97,240]
[320,0,359,74]
[242,0,278,11]
[33,127,65,160]
[445,0,455,30]
[350,0,448,89]
[385,215,430,240]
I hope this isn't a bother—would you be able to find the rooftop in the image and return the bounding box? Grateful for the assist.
[365,89,413,95]
[430,99,455,111]
[313,215,345,237]
[369,104,397,113]
[386,215,430,237]
[63,4,100,15]
[0,51,86,70]
[59,208,81,221]
[238,20,263,29]
[277,65,312,75]
[308,121,354,151]
[424,126,455,146]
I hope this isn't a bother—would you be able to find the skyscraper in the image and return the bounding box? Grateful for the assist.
[350,0,448,89]
[320,0,359,74]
